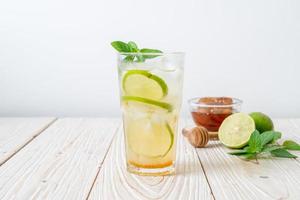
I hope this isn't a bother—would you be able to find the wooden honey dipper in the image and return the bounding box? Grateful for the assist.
[182,126,219,148]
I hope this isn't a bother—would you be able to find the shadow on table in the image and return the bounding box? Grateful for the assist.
[175,141,224,176]
[175,164,204,176]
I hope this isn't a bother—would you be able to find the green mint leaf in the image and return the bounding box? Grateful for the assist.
[271,148,297,158]
[241,153,256,160]
[111,41,131,52]
[247,130,263,153]
[262,145,282,153]
[140,48,163,59]
[243,146,250,151]
[283,140,300,150]
[260,131,278,146]
[243,146,249,149]
[140,48,162,53]
[111,41,163,62]
[271,131,282,143]
[228,149,248,155]
[127,42,145,61]
[127,41,139,52]
[136,54,145,62]
[124,55,135,62]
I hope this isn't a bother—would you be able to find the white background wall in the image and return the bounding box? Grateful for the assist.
[1,0,299,117]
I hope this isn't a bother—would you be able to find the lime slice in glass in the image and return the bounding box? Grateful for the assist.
[122,70,168,100]
[219,113,255,148]
[122,96,173,112]
[127,118,174,157]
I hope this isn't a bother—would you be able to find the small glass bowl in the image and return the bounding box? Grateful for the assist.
[188,97,243,132]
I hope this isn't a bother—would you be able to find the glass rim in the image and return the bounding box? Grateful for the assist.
[117,52,185,56]
[188,97,243,108]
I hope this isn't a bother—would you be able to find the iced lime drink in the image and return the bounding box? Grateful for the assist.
[117,52,184,175]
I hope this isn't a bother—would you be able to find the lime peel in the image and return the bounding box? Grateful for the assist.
[163,123,174,157]
[122,96,173,112]
[249,112,274,133]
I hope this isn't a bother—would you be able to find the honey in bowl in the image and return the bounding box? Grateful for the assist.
[189,97,242,132]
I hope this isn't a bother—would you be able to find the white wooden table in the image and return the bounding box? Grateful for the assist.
[0,118,300,200]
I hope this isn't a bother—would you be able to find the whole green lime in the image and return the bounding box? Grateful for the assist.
[249,112,274,133]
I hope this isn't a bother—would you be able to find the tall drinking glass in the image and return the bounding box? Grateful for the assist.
[117,52,185,175]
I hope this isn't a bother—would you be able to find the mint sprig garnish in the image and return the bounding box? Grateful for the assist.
[283,140,300,150]
[111,41,131,52]
[229,130,300,160]
[140,49,163,59]
[111,41,162,62]
[271,148,297,158]
[247,130,263,153]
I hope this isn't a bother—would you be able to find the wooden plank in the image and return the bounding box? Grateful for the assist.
[0,118,120,200]
[88,120,214,200]
[193,119,300,200]
[0,117,56,166]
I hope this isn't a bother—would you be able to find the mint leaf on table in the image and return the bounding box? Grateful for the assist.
[271,148,297,158]
[260,131,277,146]
[261,145,282,153]
[224,114,300,161]
[241,153,256,160]
[227,130,299,161]
[283,140,300,150]
[111,40,163,62]
[247,130,263,153]
[228,149,248,155]
[259,131,282,146]
[271,131,282,143]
